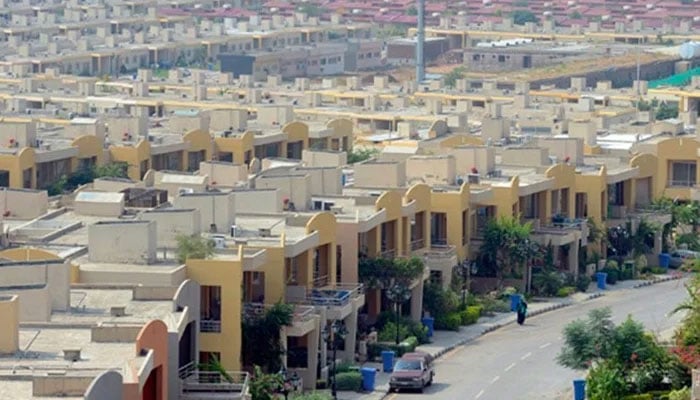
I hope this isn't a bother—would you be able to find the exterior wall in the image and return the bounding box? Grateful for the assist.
[302,150,347,168]
[186,258,242,371]
[451,146,495,175]
[84,370,123,400]
[124,320,169,400]
[501,147,549,167]
[74,192,125,217]
[430,183,470,261]
[183,129,213,171]
[232,189,283,214]
[88,221,157,264]
[336,221,360,284]
[0,120,36,148]
[326,118,354,152]
[630,153,658,207]
[301,167,342,195]
[546,163,578,220]
[214,131,254,166]
[72,135,105,166]
[0,147,36,189]
[575,167,608,226]
[0,259,69,315]
[282,121,310,152]
[306,212,338,285]
[354,161,406,188]
[0,188,48,219]
[198,161,248,187]
[651,137,700,200]
[483,177,520,218]
[139,208,202,247]
[406,183,432,251]
[254,174,311,211]
[109,140,151,181]
[173,193,236,234]
[169,279,201,398]
[0,295,19,354]
[152,171,208,197]
[406,156,456,186]
[538,137,585,166]
[376,191,405,256]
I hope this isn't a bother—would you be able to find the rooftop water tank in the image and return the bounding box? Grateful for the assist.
[680,42,700,60]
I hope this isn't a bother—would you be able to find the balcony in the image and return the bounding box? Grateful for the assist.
[630,206,672,226]
[179,363,249,400]
[289,284,365,320]
[419,244,457,280]
[410,238,425,251]
[379,248,396,258]
[244,303,317,336]
[200,320,221,333]
[607,205,627,220]
[532,218,588,247]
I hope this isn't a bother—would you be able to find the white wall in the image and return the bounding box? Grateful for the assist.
[173,193,236,234]
[139,208,202,247]
[88,220,157,264]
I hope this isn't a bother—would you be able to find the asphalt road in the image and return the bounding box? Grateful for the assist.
[389,279,690,400]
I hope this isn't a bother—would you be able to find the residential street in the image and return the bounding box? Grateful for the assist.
[389,279,690,400]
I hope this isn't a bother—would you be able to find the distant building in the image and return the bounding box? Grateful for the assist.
[386,37,448,65]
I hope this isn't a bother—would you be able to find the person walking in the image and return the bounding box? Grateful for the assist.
[516,298,528,325]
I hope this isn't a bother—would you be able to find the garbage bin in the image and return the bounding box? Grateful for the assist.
[596,272,607,290]
[573,379,586,400]
[361,367,377,391]
[510,294,522,312]
[658,253,671,269]
[381,350,395,373]
[421,317,434,338]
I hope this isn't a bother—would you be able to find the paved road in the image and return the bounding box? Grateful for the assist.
[389,279,689,400]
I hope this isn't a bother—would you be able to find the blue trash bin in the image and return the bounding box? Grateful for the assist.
[381,350,395,373]
[510,294,522,312]
[596,272,607,290]
[361,367,377,391]
[421,317,434,338]
[573,379,586,400]
[658,253,671,269]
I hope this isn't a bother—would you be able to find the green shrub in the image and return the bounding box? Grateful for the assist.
[378,322,409,343]
[374,312,429,344]
[607,260,619,269]
[575,276,590,292]
[315,379,328,390]
[649,266,668,274]
[401,336,418,351]
[532,270,564,296]
[460,306,482,325]
[291,392,333,400]
[366,336,418,360]
[621,395,653,400]
[478,296,511,315]
[669,387,691,400]
[435,312,461,331]
[556,286,576,297]
[335,371,362,391]
[600,268,619,284]
[334,361,354,374]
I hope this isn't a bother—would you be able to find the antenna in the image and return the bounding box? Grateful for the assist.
[416,0,426,83]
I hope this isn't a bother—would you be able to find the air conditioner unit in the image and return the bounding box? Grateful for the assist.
[258,228,272,237]
[467,174,480,184]
[178,187,195,196]
[212,235,226,249]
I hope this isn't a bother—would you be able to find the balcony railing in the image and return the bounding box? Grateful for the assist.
[179,363,249,398]
[379,248,396,258]
[200,319,222,333]
[424,244,457,258]
[244,302,315,324]
[312,274,329,288]
[668,179,695,187]
[410,238,425,251]
[431,238,448,246]
[291,283,364,307]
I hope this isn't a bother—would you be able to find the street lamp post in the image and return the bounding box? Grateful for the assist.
[386,283,411,345]
[322,320,347,400]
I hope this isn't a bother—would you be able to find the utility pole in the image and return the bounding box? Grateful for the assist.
[416,0,426,83]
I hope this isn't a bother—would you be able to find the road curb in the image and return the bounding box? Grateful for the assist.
[370,293,604,400]
[633,274,683,289]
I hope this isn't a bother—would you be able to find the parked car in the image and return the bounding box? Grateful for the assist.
[389,352,435,393]
[670,249,700,268]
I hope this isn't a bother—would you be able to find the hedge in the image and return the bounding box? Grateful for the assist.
[556,286,576,298]
[367,336,418,360]
[460,306,482,325]
[621,395,652,400]
[435,312,461,331]
[335,371,362,391]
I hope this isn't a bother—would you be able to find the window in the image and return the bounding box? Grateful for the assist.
[200,286,222,333]
[498,55,506,62]
[608,182,624,206]
[670,161,697,187]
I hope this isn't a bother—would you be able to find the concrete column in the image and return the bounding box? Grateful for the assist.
[304,324,320,389]
[340,308,358,363]
[568,243,579,275]
[653,231,662,255]
[410,280,424,322]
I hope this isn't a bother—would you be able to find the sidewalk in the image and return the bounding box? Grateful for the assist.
[338,273,684,400]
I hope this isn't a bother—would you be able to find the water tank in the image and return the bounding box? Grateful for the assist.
[680,42,700,60]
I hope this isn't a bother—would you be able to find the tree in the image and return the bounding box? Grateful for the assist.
[198,354,234,383]
[94,162,129,179]
[570,11,582,19]
[242,303,294,373]
[444,67,466,89]
[249,365,284,400]
[559,308,675,396]
[176,234,215,263]
[358,256,425,289]
[478,216,532,288]
[406,6,417,15]
[511,10,539,25]
[347,147,380,164]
